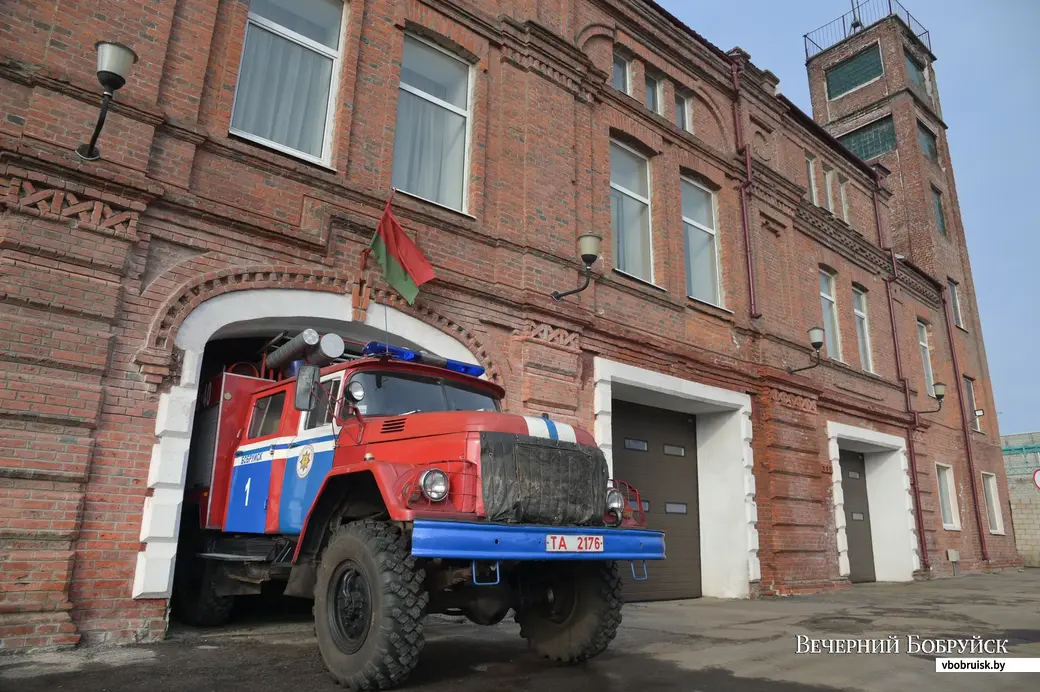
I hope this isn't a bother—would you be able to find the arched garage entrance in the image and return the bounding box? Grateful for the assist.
[131,287,488,602]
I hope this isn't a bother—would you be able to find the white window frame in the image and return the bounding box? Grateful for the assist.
[394,34,475,214]
[681,175,722,307]
[609,139,654,284]
[229,4,346,167]
[645,73,661,114]
[917,320,935,398]
[825,40,885,101]
[935,463,961,531]
[299,372,344,432]
[819,268,842,360]
[823,166,836,213]
[805,154,818,205]
[981,472,1005,534]
[963,375,981,432]
[839,176,850,222]
[852,285,874,373]
[612,53,630,95]
[675,92,691,132]
[948,278,964,328]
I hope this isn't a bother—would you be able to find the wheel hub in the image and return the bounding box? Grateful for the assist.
[328,560,372,654]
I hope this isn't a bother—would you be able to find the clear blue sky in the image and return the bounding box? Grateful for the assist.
[658,0,1040,436]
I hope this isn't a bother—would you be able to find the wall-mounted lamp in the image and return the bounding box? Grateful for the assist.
[920,381,946,414]
[787,327,826,374]
[551,232,602,301]
[969,408,985,427]
[76,41,138,161]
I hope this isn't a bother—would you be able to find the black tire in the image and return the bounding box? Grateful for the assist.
[515,561,623,663]
[172,558,234,627]
[313,520,428,689]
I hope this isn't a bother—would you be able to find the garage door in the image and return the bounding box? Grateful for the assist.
[610,400,700,601]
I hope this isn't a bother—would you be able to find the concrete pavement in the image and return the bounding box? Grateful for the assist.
[2,569,1038,691]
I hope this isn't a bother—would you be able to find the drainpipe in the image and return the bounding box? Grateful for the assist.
[941,287,990,562]
[730,58,761,319]
[871,175,931,571]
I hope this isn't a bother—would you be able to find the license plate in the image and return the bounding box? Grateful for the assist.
[545,534,603,552]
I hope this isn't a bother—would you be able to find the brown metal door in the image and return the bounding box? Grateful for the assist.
[840,450,876,583]
[610,400,700,601]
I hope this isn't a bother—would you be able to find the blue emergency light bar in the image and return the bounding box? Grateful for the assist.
[361,342,486,378]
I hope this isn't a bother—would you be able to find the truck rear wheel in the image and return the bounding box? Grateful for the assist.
[313,520,428,689]
[172,556,234,628]
[515,561,623,663]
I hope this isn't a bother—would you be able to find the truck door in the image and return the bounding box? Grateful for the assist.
[279,373,343,534]
[224,388,289,533]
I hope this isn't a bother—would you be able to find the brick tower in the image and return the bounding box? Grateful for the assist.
[804,1,1008,570]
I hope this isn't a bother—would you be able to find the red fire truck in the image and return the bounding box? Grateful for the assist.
[174,330,665,689]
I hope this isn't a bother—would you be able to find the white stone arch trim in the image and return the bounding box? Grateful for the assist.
[826,421,920,582]
[591,357,758,599]
[132,288,482,598]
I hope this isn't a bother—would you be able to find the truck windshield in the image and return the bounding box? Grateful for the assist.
[348,371,500,417]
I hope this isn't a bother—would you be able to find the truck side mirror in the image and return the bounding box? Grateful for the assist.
[294,364,320,412]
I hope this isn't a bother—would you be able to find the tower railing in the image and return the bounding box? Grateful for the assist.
[804,0,931,60]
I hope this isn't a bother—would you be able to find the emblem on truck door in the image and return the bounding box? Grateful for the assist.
[296,445,315,479]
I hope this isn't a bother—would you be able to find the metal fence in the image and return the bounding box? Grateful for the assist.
[804,0,931,60]
[1003,443,1040,477]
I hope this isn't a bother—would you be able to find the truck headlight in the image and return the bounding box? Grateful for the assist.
[420,469,449,501]
[606,488,625,512]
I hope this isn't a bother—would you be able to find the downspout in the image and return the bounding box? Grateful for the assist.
[871,174,930,572]
[730,58,761,319]
[941,288,989,562]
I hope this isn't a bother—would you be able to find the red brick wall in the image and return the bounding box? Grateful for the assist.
[0,0,1018,649]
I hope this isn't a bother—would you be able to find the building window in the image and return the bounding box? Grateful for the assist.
[805,154,818,205]
[839,177,850,222]
[645,74,661,114]
[612,53,630,93]
[610,141,652,282]
[852,285,874,373]
[932,186,947,235]
[230,0,345,164]
[823,166,836,213]
[948,278,964,327]
[838,116,897,161]
[905,51,927,92]
[963,376,981,432]
[391,35,472,212]
[675,93,690,132]
[918,121,939,163]
[917,319,935,397]
[819,268,841,360]
[681,178,720,306]
[981,472,1005,534]
[825,44,883,100]
[935,463,961,530]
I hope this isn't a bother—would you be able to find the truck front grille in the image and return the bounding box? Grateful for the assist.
[479,432,608,526]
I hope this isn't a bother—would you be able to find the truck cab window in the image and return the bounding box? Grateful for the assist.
[305,378,342,429]
[348,371,499,417]
[247,392,286,438]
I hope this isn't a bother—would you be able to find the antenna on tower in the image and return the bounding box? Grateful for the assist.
[850,0,863,32]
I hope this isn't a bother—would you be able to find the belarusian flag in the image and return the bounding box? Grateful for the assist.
[368,193,436,304]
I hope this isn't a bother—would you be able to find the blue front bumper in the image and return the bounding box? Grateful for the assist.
[410,519,666,561]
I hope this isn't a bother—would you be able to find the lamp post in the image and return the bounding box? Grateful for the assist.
[787,327,826,374]
[550,232,602,301]
[76,41,138,161]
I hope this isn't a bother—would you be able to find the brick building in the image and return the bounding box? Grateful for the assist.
[0,0,1021,649]
[1002,432,1040,567]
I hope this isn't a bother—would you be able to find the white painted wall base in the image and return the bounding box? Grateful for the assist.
[826,422,920,582]
[133,289,480,599]
[592,358,758,599]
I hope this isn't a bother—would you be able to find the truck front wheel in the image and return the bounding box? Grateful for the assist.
[514,561,623,663]
[313,520,428,690]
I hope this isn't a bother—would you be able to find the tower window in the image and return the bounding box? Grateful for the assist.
[839,116,896,161]
[918,121,939,164]
[932,186,947,235]
[905,51,927,92]
[825,44,883,100]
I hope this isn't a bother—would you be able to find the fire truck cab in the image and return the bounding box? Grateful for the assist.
[174,330,665,689]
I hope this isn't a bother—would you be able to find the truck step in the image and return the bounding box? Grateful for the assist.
[197,552,270,562]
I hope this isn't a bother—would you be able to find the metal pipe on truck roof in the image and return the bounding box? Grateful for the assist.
[304,333,346,367]
[266,328,320,371]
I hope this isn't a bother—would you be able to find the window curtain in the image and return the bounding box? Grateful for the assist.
[391,89,466,210]
[231,23,333,158]
[611,189,651,280]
